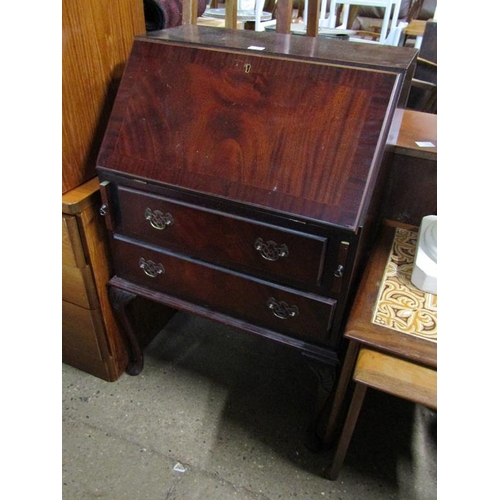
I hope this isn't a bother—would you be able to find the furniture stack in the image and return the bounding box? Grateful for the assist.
[62,0,173,381]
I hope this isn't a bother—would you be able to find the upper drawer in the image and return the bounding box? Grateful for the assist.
[115,186,328,289]
[112,236,336,344]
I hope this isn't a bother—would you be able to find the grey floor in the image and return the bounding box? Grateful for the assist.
[62,312,437,499]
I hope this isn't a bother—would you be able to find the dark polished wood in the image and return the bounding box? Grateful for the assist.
[115,185,330,290]
[98,33,412,230]
[98,28,416,447]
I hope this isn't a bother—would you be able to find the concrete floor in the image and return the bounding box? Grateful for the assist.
[62,312,437,499]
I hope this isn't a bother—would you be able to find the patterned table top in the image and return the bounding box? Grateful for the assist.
[372,228,437,343]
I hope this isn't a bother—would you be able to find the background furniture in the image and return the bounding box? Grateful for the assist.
[307,0,403,44]
[143,0,207,30]
[324,222,437,479]
[202,1,275,31]
[62,0,174,380]
[350,0,435,34]
[407,20,437,113]
[381,108,437,225]
[403,18,426,47]
[62,179,174,380]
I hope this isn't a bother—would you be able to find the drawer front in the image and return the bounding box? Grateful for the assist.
[62,215,86,268]
[62,264,99,309]
[112,237,336,343]
[62,300,107,359]
[116,186,327,289]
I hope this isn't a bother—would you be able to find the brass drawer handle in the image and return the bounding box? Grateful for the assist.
[139,257,165,278]
[267,297,299,320]
[254,238,289,261]
[144,208,174,230]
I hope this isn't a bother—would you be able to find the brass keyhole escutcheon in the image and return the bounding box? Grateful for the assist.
[244,64,252,73]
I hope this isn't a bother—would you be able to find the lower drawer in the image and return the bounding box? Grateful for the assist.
[62,300,108,359]
[112,237,336,343]
[62,264,99,308]
[62,300,115,381]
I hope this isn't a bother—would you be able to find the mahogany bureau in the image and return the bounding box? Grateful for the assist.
[97,26,417,440]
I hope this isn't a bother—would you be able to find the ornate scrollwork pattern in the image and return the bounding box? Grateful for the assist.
[139,257,165,278]
[254,238,289,261]
[267,297,299,320]
[144,207,174,230]
[372,228,437,342]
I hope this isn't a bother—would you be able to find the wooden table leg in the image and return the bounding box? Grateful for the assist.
[328,381,367,480]
[108,285,144,375]
[320,340,360,447]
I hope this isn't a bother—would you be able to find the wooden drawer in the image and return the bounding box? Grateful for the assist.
[112,236,336,343]
[62,300,108,359]
[115,186,328,289]
[62,264,99,308]
[62,214,99,308]
[62,214,86,268]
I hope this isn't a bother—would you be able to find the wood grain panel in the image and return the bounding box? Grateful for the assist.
[354,348,437,409]
[97,37,400,229]
[62,0,145,194]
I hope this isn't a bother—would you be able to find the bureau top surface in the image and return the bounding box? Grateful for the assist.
[98,27,417,230]
[145,26,416,71]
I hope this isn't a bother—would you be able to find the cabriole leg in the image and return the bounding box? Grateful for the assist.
[108,286,143,375]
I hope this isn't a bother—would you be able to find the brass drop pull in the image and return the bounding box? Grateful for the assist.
[144,208,174,230]
[267,297,299,320]
[334,265,344,278]
[139,257,165,278]
[254,238,289,261]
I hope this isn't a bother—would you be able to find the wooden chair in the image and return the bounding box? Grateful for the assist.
[407,20,437,113]
[184,0,328,37]
[410,57,437,113]
[309,0,405,45]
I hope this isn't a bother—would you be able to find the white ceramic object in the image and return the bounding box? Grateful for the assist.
[411,215,437,295]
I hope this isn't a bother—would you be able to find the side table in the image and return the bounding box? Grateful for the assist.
[323,222,437,479]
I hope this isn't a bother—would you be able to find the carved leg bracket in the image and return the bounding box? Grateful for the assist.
[302,353,338,452]
[109,286,144,376]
